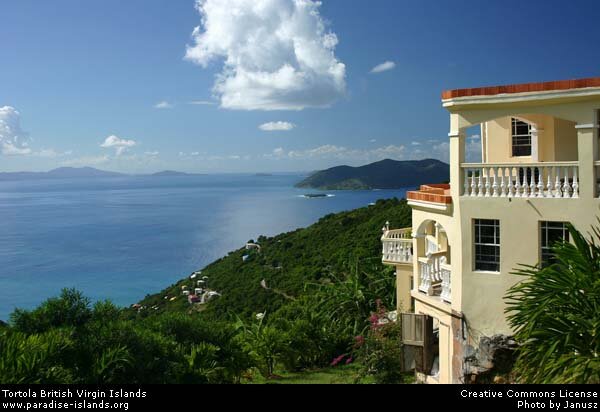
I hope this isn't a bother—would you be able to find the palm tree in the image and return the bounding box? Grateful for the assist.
[505,223,600,383]
[236,314,287,378]
[307,261,396,336]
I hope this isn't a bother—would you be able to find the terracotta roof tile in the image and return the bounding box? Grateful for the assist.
[442,77,600,100]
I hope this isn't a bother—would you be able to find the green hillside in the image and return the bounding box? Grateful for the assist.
[295,158,449,190]
[137,198,411,319]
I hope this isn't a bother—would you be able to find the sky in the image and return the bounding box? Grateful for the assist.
[1,0,600,173]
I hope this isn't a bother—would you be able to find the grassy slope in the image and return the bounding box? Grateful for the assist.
[137,198,411,320]
[245,364,371,384]
[245,364,415,384]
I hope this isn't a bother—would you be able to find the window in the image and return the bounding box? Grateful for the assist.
[512,118,532,157]
[474,219,500,272]
[540,221,570,267]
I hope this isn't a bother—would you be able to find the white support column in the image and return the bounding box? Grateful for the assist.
[449,130,466,198]
[531,124,539,162]
[449,113,468,198]
[576,114,599,199]
[480,122,487,163]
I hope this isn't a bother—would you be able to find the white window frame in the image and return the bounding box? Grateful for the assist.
[540,221,570,267]
[511,118,533,158]
[473,219,500,273]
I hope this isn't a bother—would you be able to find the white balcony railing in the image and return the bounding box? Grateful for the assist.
[440,263,451,302]
[425,235,438,255]
[382,228,413,264]
[461,162,579,199]
[418,251,451,303]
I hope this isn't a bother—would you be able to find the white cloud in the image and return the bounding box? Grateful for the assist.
[263,138,479,164]
[62,155,110,167]
[185,0,346,111]
[272,147,286,158]
[0,106,32,156]
[274,144,407,162]
[466,134,482,162]
[2,142,32,156]
[188,100,215,106]
[154,101,173,109]
[33,149,73,158]
[144,151,160,157]
[178,151,241,161]
[369,139,377,143]
[259,121,296,132]
[406,135,481,163]
[100,135,137,156]
[370,61,396,74]
[370,145,406,159]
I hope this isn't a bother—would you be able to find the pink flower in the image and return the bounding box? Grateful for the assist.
[345,357,353,365]
[353,335,365,349]
[330,354,346,367]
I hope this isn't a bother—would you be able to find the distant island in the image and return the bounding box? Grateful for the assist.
[302,193,329,198]
[151,170,198,177]
[0,167,201,181]
[295,159,449,190]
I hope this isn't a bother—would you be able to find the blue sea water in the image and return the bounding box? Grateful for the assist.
[0,174,409,321]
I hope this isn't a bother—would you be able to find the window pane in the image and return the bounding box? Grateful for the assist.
[513,146,532,156]
[515,123,530,135]
[540,221,570,267]
[512,118,532,157]
[474,219,500,272]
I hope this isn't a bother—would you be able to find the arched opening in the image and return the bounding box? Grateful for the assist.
[415,220,451,303]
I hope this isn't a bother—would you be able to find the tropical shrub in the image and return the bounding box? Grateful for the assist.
[0,329,74,384]
[355,301,405,384]
[308,262,396,337]
[237,314,288,378]
[506,223,600,384]
[270,298,348,370]
[10,289,92,334]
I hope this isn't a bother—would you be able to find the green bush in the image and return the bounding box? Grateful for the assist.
[355,302,406,384]
[506,223,600,384]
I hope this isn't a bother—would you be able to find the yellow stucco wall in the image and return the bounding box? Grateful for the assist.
[395,264,413,313]
[554,117,578,160]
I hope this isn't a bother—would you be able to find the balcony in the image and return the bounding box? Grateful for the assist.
[381,227,413,265]
[407,184,452,211]
[418,251,451,303]
[461,162,579,198]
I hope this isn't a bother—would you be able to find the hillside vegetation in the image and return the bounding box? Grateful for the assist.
[295,159,449,190]
[137,197,411,319]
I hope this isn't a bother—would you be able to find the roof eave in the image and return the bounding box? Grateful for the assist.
[441,86,600,109]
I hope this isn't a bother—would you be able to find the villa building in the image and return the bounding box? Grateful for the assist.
[382,77,600,383]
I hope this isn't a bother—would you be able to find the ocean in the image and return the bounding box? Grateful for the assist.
[0,174,408,321]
